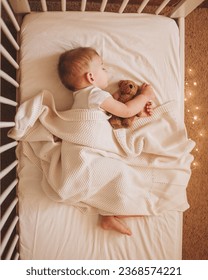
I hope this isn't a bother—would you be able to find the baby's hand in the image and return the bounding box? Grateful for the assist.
[140,83,156,101]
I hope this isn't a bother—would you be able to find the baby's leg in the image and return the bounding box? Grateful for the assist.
[100,216,132,236]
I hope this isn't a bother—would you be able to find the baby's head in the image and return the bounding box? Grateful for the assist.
[58,47,108,91]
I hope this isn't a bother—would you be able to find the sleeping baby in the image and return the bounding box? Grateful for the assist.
[57,46,156,235]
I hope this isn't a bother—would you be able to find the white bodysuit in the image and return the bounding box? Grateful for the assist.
[71,86,112,110]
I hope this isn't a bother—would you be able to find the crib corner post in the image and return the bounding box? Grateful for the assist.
[178,17,185,121]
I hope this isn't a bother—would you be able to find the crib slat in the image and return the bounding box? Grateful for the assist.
[0,121,15,128]
[0,141,18,154]
[137,0,150,14]
[0,198,18,231]
[119,0,129,13]
[155,0,171,15]
[81,0,87,12]
[0,179,18,205]
[41,0,47,12]
[0,44,19,69]
[0,70,19,88]
[14,252,20,260]
[0,18,19,51]
[100,0,108,12]
[2,0,20,31]
[0,96,18,106]
[8,0,31,14]
[0,216,19,258]
[61,0,66,11]
[5,234,19,260]
[0,160,18,180]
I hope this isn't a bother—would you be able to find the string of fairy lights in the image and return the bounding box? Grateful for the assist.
[185,67,203,169]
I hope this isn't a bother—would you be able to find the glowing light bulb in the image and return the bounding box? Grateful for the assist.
[192,161,200,168]
[193,116,198,120]
[193,82,197,86]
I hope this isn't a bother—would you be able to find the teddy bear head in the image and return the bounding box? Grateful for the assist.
[118,80,140,103]
[108,80,141,129]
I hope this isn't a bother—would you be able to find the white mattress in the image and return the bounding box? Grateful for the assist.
[18,12,183,259]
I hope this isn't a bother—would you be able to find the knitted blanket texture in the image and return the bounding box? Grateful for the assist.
[9,90,195,215]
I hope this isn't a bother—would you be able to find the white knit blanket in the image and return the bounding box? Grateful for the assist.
[9,90,195,215]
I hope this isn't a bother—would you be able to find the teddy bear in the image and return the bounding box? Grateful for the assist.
[108,80,141,129]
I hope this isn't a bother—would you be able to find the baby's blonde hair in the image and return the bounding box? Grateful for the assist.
[58,47,99,91]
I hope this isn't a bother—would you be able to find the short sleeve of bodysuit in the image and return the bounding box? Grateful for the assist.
[88,87,112,110]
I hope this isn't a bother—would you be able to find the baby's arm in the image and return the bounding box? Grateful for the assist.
[112,90,120,100]
[101,84,155,118]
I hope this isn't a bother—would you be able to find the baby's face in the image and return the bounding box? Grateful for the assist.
[89,55,108,89]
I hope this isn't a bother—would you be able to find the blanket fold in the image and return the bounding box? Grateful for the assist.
[9,90,195,215]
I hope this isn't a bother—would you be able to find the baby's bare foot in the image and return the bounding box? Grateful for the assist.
[145,101,154,115]
[101,216,132,236]
[139,101,154,117]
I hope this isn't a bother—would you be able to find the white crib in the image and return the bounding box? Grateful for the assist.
[0,0,203,260]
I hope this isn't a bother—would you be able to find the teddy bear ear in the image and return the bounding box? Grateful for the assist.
[118,80,124,87]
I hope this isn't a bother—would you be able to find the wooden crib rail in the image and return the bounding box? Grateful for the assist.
[0,0,20,260]
[171,0,205,17]
[8,0,205,17]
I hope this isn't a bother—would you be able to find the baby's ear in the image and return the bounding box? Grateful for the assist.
[86,72,94,84]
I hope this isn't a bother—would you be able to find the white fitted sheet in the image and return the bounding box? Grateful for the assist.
[18,12,183,259]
